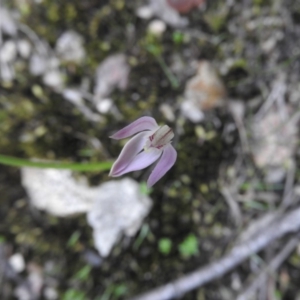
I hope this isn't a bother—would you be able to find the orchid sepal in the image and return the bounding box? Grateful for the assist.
[147,143,177,188]
[110,116,158,140]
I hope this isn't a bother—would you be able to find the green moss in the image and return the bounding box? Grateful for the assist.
[204,13,227,33]
[47,3,60,22]
[65,3,78,21]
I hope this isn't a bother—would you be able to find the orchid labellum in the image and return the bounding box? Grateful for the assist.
[109,116,177,187]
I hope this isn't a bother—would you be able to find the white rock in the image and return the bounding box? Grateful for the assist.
[159,103,175,122]
[0,61,15,82]
[180,61,226,122]
[251,109,298,170]
[43,69,64,88]
[149,0,188,28]
[47,56,60,69]
[148,19,166,36]
[14,285,32,300]
[87,178,152,257]
[0,40,17,63]
[22,169,152,257]
[136,6,153,19]
[55,30,85,64]
[21,168,97,217]
[62,88,83,105]
[0,8,17,36]
[14,263,43,300]
[181,100,204,122]
[94,53,130,99]
[44,287,58,300]
[9,253,26,273]
[96,98,113,114]
[17,39,32,58]
[29,53,48,75]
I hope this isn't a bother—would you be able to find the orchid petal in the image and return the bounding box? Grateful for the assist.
[109,131,149,176]
[110,116,158,140]
[113,148,161,176]
[147,144,177,188]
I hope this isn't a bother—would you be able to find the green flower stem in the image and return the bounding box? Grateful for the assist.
[0,154,112,172]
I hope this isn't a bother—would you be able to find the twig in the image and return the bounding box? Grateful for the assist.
[0,0,3,47]
[130,207,300,300]
[220,187,242,226]
[281,160,296,209]
[255,75,287,120]
[229,101,250,154]
[18,23,51,56]
[236,236,299,300]
[0,245,5,295]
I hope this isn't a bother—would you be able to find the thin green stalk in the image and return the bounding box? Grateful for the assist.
[0,154,112,171]
[155,55,179,89]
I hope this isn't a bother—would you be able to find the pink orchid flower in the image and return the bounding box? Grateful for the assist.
[109,116,177,187]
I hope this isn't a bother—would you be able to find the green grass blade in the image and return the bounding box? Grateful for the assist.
[0,154,112,172]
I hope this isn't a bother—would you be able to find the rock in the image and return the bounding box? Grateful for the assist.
[62,88,83,105]
[21,168,97,217]
[22,169,152,257]
[0,62,15,82]
[159,103,175,122]
[0,8,17,36]
[181,61,227,122]
[14,263,43,300]
[0,40,17,63]
[43,287,58,300]
[29,52,60,76]
[82,249,103,267]
[95,98,113,114]
[17,39,32,59]
[136,6,154,19]
[149,0,188,28]
[251,108,298,170]
[29,53,49,76]
[87,178,152,257]
[94,54,130,100]
[43,69,64,89]
[148,19,167,36]
[55,30,85,64]
[181,100,204,122]
[9,253,25,273]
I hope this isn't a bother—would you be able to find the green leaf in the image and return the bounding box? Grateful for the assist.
[158,238,172,255]
[133,224,150,250]
[62,289,86,300]
[172,31,184,44]
[67,231,81,248]
[178,234,199,258]
[73,265,91,281]
[113,284,127,297]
